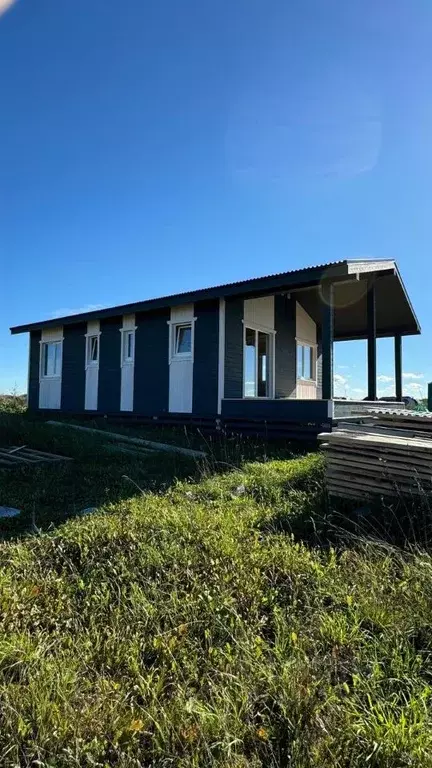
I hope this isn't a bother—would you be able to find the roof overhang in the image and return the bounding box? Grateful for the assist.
[10,259,420,338]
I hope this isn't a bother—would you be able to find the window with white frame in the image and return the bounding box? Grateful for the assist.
[296,342,315,380]
[122,330,135,364]
[41,341,62,378]
[172,323,192,358]
[243,327,273,398]
[86,335,99,366]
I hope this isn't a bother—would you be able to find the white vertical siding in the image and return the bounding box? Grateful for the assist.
[169,304,194,413]
[296,302,318,400]
[120,314,136,412]
[217,298,225,414]
[39,327,63,409]
[84,320,100,411]
[243,296,275,330]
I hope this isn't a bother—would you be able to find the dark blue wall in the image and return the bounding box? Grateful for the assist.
[61,323,86,412]
[134,308,170,415]
[193,299,219,415]
[222,397,330,421]
[274,295,297,398]
[28,331,41,410]
[98,317,122,413]
[224,297,244,399]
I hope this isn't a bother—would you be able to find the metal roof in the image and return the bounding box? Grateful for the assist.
[10,258,420,337]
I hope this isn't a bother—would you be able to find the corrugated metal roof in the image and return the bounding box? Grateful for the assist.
[9,258,405,334]
[368,409,432,419]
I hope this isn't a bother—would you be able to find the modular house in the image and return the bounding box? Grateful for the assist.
[10,259,421,436]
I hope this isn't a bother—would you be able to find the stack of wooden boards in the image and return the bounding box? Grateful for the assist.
[369,409,432,437]
[319,411,432,499]
[0,446,73,469]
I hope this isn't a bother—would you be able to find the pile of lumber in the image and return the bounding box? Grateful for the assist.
[367,409,432,436]
[0,446,73,469]
[318,427,432,500]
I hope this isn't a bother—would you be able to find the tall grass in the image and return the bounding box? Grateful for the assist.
[0,430,432,766]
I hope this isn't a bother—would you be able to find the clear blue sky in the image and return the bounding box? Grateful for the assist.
[1,0,431,399]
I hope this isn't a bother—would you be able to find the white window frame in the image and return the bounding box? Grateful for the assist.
[40,340,63,380]
[242,323,275,399]
[85,333,100,368]
[120,329,136,366]
[296,340,317,382]
[168,320,195,362]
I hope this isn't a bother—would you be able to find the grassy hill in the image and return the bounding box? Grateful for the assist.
[0,415,432,766]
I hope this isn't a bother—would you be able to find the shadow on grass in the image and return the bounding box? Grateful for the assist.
[260,486,432,552]
[0,413,303,540]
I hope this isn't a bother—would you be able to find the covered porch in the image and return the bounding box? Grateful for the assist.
[220,259,420,437]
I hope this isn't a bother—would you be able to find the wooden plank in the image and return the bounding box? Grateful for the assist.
[323,444,432,464]
[0,450,36,464]
[323,447,432,469]
[326,471,428,495]
[326,457,432,481]
[322,445,432,466]
[47,421,206,459]
[319,431,432,451]
[8,447,73,461]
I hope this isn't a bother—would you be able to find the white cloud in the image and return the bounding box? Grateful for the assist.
[377,374,394,383]
[404,382,426,397]
[351,387,365,395]
[337,365,349,370]
[50,304,106,319]
[0,0,16,17]
[402,372,424,380]
[334,373,348,386]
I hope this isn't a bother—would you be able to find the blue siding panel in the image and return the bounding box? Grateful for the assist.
[193,299,219,415]
[274,295,296,398]
[98,317,122,413]
[134,308,170,415]
[222,397,330,421]
[224,297,243,399]
[28,331,41,410]
[61,323,86,412]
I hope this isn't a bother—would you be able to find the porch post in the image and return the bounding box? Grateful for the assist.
[321,280,334,400]
[395,334,402,402]
[367,278,377,401]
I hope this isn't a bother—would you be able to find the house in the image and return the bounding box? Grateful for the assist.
[10,259,421,436]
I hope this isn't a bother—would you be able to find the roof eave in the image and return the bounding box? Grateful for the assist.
[10,261,352,335]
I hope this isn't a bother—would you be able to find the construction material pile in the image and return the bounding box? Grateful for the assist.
[318,416,432,500]
[369,409,432,436]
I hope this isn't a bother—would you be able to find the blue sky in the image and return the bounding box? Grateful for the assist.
[1,0,431,399]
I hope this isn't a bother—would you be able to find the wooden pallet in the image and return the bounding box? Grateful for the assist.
[0,446,72,469]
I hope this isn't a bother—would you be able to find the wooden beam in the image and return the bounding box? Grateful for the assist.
[321,281,334,400]
[47,421,206,458]
[367,279,377,400]
[395,334,402,401]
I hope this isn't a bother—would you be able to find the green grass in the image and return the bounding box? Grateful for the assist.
[1,413,432,766]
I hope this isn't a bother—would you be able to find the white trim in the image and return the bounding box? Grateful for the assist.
[296,340,317,383]
[168,319,196,363]
[242,319,276,335]
[27,334,32,403]
[217,298,225,414]
[85,333,100,368]
[39,339,63,380]
[120,327,137,366]
[242,323,275,399]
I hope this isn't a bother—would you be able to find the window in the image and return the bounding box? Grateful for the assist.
[122,330,135,364]
[297,342,315,380]
[243,327,273,397]
[173,323,192,357]
[86,335,99,366]
[41,341,62,378]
